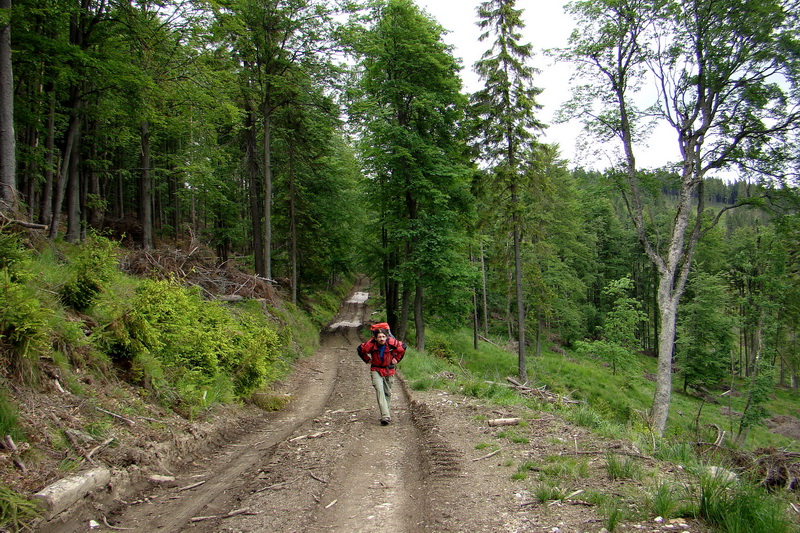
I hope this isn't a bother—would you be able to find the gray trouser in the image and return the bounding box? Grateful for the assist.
[370,371,393,419]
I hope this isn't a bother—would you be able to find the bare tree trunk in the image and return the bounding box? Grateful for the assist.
[288,139,297,305]
[65,137,81,242]
[49,107,80,240]
[0,0,16,209]
[88,120,103,230]
[480,239,489,337]
[263,102,272,280]
[414,282,424,351]
[140,121,153,249]
[398,285,412,341]
[513,213,527,382]
[245,104,264,276]
[39,91,55,226]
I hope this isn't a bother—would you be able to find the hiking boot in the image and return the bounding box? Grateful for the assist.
[380,417,390,426]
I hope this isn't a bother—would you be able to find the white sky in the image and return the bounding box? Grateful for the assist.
[416,0,677,171]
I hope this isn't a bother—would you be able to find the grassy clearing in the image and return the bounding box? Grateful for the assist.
[399,325,800,532]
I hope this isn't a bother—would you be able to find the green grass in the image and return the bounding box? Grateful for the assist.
[404,325,799,452]
[532,481,571,503]
[0,391,23,443]
[540,455,590,480]
[686,471,794,533]
[400,325,800,530]
[0,484,39,532]
[646,479,680,519]
[605,452,644,481]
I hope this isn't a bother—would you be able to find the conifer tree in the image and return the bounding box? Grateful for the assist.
[471,0,544,381]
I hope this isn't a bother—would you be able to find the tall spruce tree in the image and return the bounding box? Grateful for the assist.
[471,0,544,381]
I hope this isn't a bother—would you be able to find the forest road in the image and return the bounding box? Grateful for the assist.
[34,281,713,533]
[66,279,442,532]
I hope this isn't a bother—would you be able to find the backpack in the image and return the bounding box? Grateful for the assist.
[370,322,395,338]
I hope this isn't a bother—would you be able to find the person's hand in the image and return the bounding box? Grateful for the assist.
[391,358,397,364]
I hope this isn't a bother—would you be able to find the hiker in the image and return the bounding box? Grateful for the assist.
[357,326,406,425]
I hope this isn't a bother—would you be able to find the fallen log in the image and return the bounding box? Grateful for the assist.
[487,418,521,427]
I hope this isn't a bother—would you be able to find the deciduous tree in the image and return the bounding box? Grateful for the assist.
[562,0,800,435]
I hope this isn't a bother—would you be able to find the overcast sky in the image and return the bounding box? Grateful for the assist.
[414,0,676,171]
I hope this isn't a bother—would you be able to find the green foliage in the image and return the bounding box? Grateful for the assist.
[736,364,775,445]
[646,480,680,519]
[602,497,627,532]
[0,267,51,371]
[0,390,22,443]
[654,440,699,467]
[425,333,458,364]
[532,481,571,503]
[0,234,51,380]
[59,234,119,312]
[676,271,734,393]
[0,232,32,283]
[102,279,283,413]
[601,276,646,351]
[604,452,643,481]
[0,484,39,532]
[688,471,793,533]
[539,455,589,480]
[567,405,602,429]
[575,339,638,377]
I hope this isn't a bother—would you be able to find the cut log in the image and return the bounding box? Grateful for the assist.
[487,418,521,427]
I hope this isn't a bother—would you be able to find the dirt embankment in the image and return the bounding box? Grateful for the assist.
[35,284,713,533]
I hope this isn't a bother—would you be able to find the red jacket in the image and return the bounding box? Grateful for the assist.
[357,337,406,377]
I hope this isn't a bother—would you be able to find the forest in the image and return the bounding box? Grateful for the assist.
[1,0,799,455]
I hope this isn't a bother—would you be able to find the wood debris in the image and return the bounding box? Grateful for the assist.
[121,247,277,302]
[502,377,580,405]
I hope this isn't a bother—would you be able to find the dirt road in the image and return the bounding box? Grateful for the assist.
[38,283,710,532]
[71,283,456,532]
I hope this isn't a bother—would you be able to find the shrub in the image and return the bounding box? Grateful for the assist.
[101,278,283,413]
[0,236,51,381]
[426,334,458,364]
[59,233,119,312]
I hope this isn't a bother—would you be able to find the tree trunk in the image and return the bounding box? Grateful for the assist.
[0,0,16,209]
[65,136,81,242]
[288,139,297,305]
[49,108,80,240]
[414,282,424,351]
[87,120,103,231]
[245,105,264,276]
[513,214,527,383]
[398,285,412,341]
[140,121,153,249]
[39,91,56,226]
[651,274,680,435]
[263,102,272,280]
[23,123,38,220]
[480,239,489,337]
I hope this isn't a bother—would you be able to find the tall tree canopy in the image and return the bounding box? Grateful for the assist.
[348,0,473,348]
